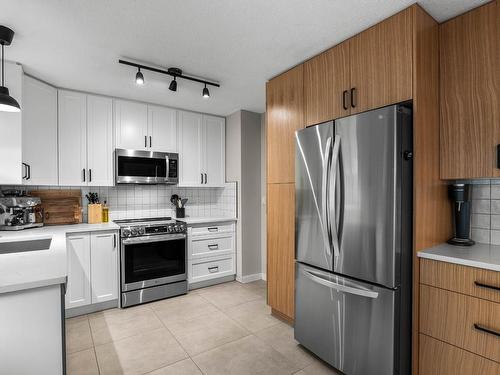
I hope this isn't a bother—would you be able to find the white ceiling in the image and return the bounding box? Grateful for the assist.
[0,0,489,116]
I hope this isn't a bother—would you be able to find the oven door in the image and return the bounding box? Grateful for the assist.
[115,149,178,184]
[121,233,186,292]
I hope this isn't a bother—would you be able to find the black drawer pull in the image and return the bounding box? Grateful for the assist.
[208,266,219,273]
[474,323,500,338]
[208,244,219,250]
[342,90,348,110]
[474,281,500,292]
[350,87,356,108]
[497,145,500,169]
[207,227,219,232]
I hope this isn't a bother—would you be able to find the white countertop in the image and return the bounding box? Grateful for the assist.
[0,222,119,294]
[417,242,500,272]
[175,216,237,225]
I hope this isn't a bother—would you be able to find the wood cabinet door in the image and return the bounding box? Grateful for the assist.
[58,90,87,186]
[266,65,304,184]
[304,42,350,126]
[148,105,177,152]
[202,115,225,187]
[87,95,113,186]
[114,99,148,150]
[349,7,413,114]
[66,233,91,309]
[90,231,118,304]
[440,1,500,179]
[22,75,58,186]
[267,183,295,320]
[177,110,203,186]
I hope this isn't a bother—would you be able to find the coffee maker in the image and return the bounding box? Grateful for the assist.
[0,191,44,230]
[448,183,474,246]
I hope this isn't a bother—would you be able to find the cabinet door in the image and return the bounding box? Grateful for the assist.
[267,183,295,320]
[87,95,113,186]
[440,1,499,179]
[177,110,203,186]
[304,43,350,126]
[266,65,304,184]
[0,62,22,185]
[22,75,58,185]
[90,231,118,303]
[114,99,148,150]
[58,90,87,186]
[148,105,177,152]
[202,115,225,187]
[349,7,412,114]
[66,233,91,309]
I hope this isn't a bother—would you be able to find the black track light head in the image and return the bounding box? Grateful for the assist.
[202,84,210,98]
[169,77,177,92]
[135,68,144,85]
[0,25,20,112]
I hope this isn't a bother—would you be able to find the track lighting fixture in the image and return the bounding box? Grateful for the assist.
[202,83,210,98]
[135,68,144,85]
[0,25,20,112]
[169,76,177,92]
[119,59,219,97]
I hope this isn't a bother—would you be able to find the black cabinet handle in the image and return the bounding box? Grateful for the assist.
[83,168,86,182]
[473,323,500,338]
[342,90,348,110]
[149,136,152,148]
[144,136,147,148]
[350,87,356,108]
[27,164,30,180]
[113,234,116,248]
[497,145,500,169]
[89,169,92,182]
[201,173,203,184]
[22,163,28,179]
[204,173,207,184]
[474,281,500,292]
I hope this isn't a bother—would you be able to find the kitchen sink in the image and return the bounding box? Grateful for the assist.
[0,238,52,254]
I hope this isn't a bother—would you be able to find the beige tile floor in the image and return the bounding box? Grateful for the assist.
[66,280,340,375]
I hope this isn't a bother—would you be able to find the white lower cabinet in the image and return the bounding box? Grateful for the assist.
[187,222,236,284]
[66,231,118,309]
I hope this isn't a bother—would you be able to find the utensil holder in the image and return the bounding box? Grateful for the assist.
[88,204,103,224]
[176,207,185,218]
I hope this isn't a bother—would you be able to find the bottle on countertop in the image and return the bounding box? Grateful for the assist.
[102,200,109,223]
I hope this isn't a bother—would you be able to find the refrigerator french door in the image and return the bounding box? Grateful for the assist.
[295,104,413,375]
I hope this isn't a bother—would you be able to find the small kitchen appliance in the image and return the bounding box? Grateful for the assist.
[115,149,179,184]
[0,192,44,230]
[447,183,474,246]
[115,217,187,307]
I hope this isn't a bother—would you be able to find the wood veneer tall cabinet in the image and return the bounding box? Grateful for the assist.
[266,4,452,373]
[440,0,500,179]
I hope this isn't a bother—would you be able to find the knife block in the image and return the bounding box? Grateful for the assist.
[87,204,103,224]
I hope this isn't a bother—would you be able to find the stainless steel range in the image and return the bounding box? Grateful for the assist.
[115,217,187,307]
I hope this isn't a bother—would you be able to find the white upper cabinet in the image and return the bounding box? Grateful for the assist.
[22,75,58,185]
[58,90,87,186]
[177,111,225,187]
[178,110,203,186]
[0,62,23,185]
[90,231,118,303]
[148,105,177,152]
[87,95,113,186]
[203,115,225,187]
[114,99,148,150]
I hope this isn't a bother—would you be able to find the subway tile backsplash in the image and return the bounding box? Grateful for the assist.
[470,181,500,245]
[1,183,237,222]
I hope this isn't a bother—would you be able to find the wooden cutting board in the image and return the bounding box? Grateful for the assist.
[30,190,82,225]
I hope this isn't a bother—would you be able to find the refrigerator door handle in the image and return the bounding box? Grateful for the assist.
[330,136,341,257]
[302,269,379,299]
[321,136,333,257]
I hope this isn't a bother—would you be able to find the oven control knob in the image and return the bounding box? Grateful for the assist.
[169,225,175,233]
[138,227,145,235]
[122,228,131,237]
[131,228,138,236]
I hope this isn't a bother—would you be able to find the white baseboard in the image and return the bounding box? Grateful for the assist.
[239,273,264,283]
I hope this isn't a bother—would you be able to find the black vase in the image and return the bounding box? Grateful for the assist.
[176,207,185,218]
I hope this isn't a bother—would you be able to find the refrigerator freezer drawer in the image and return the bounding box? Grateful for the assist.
[295,262,399,375]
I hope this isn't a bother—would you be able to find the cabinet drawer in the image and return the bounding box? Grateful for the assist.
[189,255,235,283]
[420,285,500,362]
[190,223,234,237]
[419,334,499,375]
[191,235,234,259]
[420,258,500,303]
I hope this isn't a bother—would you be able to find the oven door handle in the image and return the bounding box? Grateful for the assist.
[121,233,186,244]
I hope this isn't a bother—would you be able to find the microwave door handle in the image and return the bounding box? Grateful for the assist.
[303,269,378,299]
[122,233,185,244]
[321,136,333,258]
[165,155,169,181]
[330,136,341,258]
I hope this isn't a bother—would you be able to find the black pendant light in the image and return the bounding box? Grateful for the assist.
[135,68,144,85]
[168,76,177,92]
[0,26,20,113]
[202,83,210,98]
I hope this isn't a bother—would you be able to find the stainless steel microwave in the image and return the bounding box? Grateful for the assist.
[115,149,179,184]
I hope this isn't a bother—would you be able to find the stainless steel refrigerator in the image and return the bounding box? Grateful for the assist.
[294,104,413,375]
